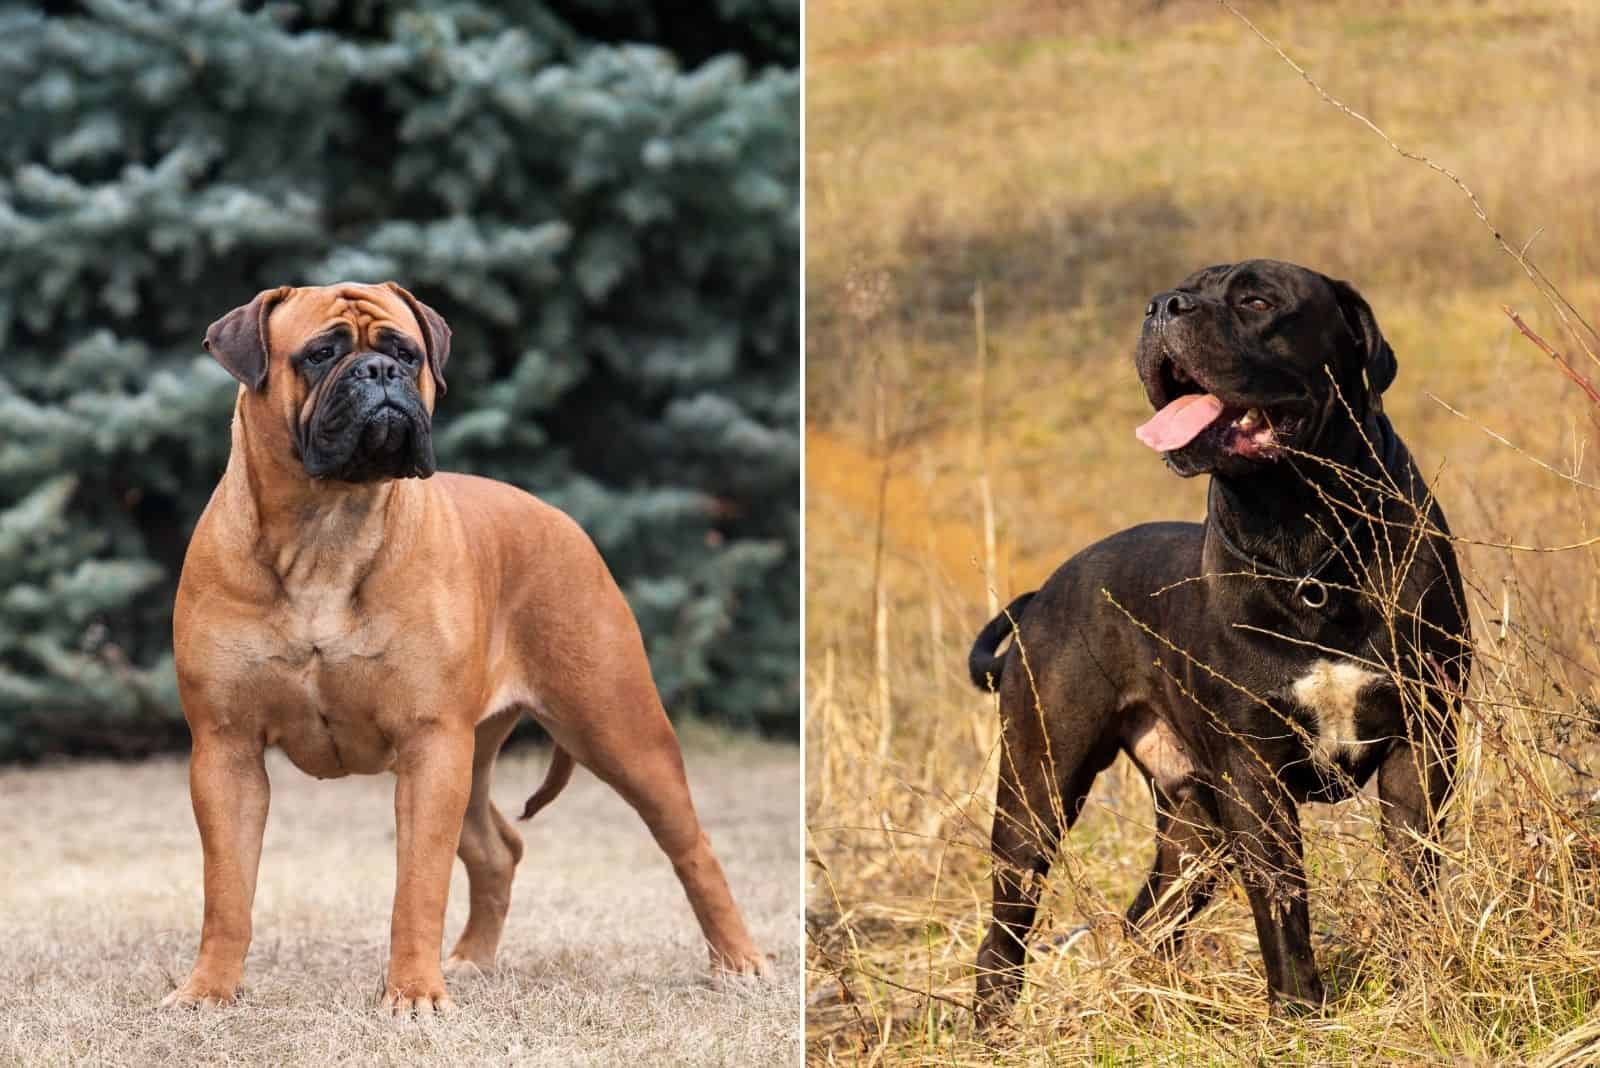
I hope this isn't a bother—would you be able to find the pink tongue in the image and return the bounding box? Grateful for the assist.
[1135,393,1225,452]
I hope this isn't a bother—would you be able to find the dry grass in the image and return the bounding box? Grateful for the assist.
[0,726,800,1067]
[806,1,1600,1063]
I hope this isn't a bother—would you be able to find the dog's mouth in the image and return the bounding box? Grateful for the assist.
[302,390,436,483]
[359,404,413,456]
[1136,356,1307,461]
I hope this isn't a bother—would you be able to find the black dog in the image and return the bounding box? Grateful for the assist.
[967,259,1470,1019]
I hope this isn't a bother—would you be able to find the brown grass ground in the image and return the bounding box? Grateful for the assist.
[0,727,800,1067]
[806,0,1600,1063]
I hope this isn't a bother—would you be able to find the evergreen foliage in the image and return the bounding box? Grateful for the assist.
[0,0,799,760]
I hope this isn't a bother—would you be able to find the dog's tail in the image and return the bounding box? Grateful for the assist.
[519,745,575,821]
[967,592,1037,692]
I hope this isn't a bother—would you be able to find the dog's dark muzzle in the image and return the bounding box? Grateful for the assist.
[1146,288,1199,329]
[301,354,436,483]
[1134,310,1313,472]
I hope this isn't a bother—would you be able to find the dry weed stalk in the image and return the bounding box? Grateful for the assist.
[1217,0,1600,378]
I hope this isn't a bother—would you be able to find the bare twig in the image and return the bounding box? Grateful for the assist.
[1503,305,1600,408]
[1217,0,1600,371]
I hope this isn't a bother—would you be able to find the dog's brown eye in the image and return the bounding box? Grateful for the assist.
[307,346,336,365]
[1240,297,1272,311]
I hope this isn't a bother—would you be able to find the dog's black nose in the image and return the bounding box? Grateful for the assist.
[350,353,405,383]
[1151,290,1198,321]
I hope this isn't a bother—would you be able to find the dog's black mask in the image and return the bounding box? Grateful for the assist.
[297,344,436,484]
[1133,259,1396,478]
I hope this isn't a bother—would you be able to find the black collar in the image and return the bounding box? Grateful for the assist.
[1204,418,1399,611]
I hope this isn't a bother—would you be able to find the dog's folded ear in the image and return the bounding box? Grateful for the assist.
[204,286,292,391]
[1329,277,1397,403]
[384,282,452,396]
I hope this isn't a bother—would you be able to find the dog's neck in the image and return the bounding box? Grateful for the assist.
[1207,412,1398,581]
[223,394,420,593]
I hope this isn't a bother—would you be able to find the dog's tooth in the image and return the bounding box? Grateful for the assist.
[1238,408,1261,429]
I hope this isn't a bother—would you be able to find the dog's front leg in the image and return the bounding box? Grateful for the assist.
[1380,657,1460,894]
[1377,737,1454,895]
[384,723,474,1018]
[1215,754,1324,1014]
[162,731,271,1007]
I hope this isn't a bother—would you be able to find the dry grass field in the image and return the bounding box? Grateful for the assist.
[0,727,800,1067]
[806,0,1600,1063]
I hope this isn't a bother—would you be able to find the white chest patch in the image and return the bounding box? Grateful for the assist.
[1290,659,1385,766]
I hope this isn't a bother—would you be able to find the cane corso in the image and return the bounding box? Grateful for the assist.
[966,259,1470,1019]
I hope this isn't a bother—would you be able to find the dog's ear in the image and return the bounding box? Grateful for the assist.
[1329,277,1397,401]
[384,282,452,396]
[204,287,292,391]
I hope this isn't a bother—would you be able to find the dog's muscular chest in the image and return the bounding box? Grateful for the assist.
[238,543,403,778]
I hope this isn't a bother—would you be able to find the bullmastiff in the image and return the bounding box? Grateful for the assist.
[164,282,766,1016]
[966,259,1470,1019]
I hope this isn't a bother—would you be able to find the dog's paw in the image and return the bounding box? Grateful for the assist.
[159,977,238,1010]
[711,946,772,983]
[1268,990,1327,1019]
[1034,924,1094,955]
[973,1000,1019,1034]
[441,954,491,979]
[381,976,454,1020]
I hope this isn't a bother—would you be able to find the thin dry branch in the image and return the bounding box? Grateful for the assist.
[1504,305,1600,408]
[1217,0,1600,370]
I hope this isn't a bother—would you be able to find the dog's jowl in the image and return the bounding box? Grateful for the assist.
[165,283,767,1015]
[966,259,1470,1019]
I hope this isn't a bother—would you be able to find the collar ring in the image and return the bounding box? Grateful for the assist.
[1295,576,1329,609]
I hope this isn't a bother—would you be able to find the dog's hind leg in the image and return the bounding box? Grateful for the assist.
[539,663,766,977]
[974,763,1071,1024]
[511,570,766,979]
[975,696,1117,1025]
[1035,786,1219,957]
[1115,707,1219,954]
[444,707,525,975]
[1122,787,1222,955]
[582,715,767,977]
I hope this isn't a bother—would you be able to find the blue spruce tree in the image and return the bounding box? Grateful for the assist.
[0,0,799,759]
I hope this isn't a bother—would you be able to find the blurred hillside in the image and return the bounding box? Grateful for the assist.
[0,0,800,761]
[807,0,1597,629]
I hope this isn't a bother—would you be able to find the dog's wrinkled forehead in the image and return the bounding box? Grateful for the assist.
[1176,259,1330,305]
[268,284,424,354]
